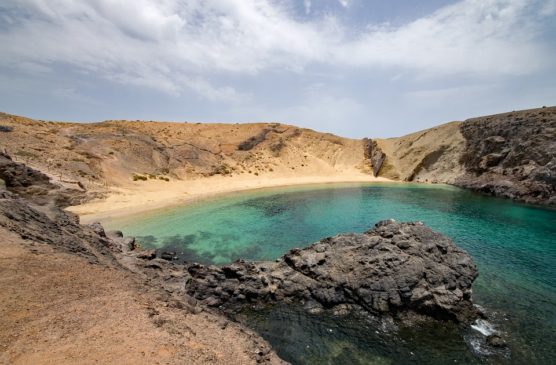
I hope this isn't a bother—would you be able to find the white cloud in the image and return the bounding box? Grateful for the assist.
[335,0,552,75]
[0,0,553,99]
[338,0,350,8]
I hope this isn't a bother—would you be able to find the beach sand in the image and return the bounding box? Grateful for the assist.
[69,172,391,223]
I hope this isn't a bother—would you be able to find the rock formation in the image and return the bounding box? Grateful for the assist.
[455,108,556,204]
[184,219,478,324]
[366,107,556,205]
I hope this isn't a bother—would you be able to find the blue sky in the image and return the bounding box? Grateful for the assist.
[0,0,555,137]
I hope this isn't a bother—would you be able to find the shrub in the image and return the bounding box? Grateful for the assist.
[0,125,13,132]
[132,174,148,181]
[15,150,38,158]
[208,164,232,176]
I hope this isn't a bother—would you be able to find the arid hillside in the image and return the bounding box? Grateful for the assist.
[1,106,554,209]
[0,113,369,193]
[368,121,465,183]
[367,106,556,205]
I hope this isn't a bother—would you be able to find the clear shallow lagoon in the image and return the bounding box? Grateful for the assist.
[106,183,556,364]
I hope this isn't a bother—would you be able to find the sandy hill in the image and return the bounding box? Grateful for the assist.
[0,113,369,189]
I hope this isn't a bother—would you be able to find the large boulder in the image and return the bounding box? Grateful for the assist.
[185,219,478,324]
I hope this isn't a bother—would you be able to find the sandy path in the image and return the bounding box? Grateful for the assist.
[69,173,391,223]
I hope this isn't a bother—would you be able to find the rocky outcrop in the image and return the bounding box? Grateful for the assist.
[0,153,122,261]
[238,128,272,151]
[455,107,556,205]
[0,151,89,207]
[363,138,386,177]
[366,107,556,205]
[184,219,478,324]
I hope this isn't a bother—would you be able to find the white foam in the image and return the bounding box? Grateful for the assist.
[471,319,496,336]
[469,337,492,356]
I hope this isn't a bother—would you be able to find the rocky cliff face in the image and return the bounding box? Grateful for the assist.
[369,106,556,205]
[0,151,126,262]
[184,219,479,325]
[455,107,556,204]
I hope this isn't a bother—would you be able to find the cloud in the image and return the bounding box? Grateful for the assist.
[304,0,311,14]
[337,0,350,8]
[0,0,553,100]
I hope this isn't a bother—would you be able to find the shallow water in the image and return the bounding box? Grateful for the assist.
[106,183,556,364]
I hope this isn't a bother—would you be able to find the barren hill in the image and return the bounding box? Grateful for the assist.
[0,106,554,213]
[0,113,369,190]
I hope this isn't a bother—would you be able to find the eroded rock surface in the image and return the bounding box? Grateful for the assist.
[185,219,478,324]
[456,107,556,205]
[367,107,556,205]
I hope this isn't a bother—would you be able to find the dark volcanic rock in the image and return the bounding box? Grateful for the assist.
[457,107,556,205]
[0,153,120,261]
[238,129,271,151]
[486,334,507,348]
[185,219,478,324]
[363,138,386,177]
[0,151,89,207]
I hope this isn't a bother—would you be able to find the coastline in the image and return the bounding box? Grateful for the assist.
[69,173,393,224]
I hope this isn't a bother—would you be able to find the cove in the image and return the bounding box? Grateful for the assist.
[105,183,556,364]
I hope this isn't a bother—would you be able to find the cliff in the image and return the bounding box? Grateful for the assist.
[368,106,556,205]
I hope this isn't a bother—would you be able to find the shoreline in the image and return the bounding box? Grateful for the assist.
[69,173,394,224]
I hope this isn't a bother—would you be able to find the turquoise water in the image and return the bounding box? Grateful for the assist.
[106,183,556,364]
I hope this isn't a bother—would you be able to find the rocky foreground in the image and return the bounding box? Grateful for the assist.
[184,220,478,324]
[0,152,286,365]
[1,152,491,363]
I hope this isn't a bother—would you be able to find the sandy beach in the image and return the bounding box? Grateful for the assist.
[69,173,392,223]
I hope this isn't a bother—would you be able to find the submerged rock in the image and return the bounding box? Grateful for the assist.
[184,219,479,324]
[486,334,507,348]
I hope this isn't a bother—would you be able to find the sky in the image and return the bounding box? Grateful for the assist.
[0,0,555,138]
